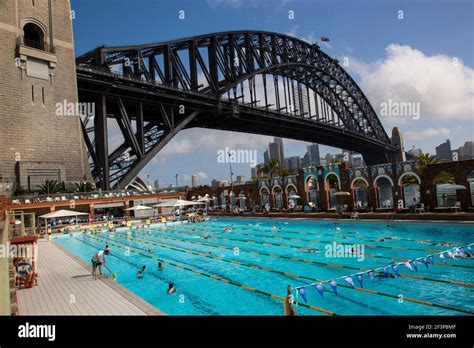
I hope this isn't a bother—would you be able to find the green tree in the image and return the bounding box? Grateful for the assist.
[74,181,95,193]
[258,159,281,178]
[417,152,439,173]
[37,180,64,194]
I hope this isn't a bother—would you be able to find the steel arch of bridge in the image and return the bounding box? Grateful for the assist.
[76,30,398,190]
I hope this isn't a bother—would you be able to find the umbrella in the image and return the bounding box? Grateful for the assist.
[125,205,152,211]
[333,191,351,196]
[289,194,301,199]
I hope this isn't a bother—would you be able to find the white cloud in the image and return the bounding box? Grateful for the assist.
[183,171,209,184]
[405,127,451,140]
[206,0,244,8]
[348,44,474,121]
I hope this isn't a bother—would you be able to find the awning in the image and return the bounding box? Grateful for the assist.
[94,202,125,209]
[39,210,89,219]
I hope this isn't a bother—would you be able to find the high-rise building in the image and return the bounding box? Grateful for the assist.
[274,137,285,165]
[154,179,160,189]
[391,127,406,162]
[263,149,269,164]
[268,142,282,164]
[350,156,363,167]
[436,139,452,161]
[301,152,310,167]
[285,156,301,173]
[191,175,197,188]
[457,141,474,160]
[307,144,320,166]
[0,0,92,196]
[211,179,219,187]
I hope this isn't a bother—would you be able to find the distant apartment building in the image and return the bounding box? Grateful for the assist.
[407,147,422,158]
[191,175,198,188]
[307,144,321,166]
[457,141,474,160]
[285,156,301,173]
[436,139,452,161]
[235,175,245,184]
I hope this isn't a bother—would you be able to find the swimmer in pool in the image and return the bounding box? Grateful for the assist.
[137,265,147,279]
[167,283,176,294]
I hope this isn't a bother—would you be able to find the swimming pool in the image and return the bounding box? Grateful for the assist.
[54,218,474,316]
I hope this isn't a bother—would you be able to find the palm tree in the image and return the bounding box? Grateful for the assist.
[37,180,64,194]
[258,159,281,178]
[74,181,95,193]
[417,152,439,173]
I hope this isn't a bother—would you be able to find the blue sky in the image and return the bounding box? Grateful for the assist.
[71,0,474,187]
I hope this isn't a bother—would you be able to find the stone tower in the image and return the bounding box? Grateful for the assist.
[391,127,407,163]
[0,0,91,196]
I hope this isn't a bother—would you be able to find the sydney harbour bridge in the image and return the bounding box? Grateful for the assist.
[76,31,398,190]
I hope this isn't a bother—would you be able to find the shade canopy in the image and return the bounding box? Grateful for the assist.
[333,191,351,196]
[125,205,153,211]
[436,184,466,191]
[155,199,205,207]
[39,210,89,219]
[289,194,301,199]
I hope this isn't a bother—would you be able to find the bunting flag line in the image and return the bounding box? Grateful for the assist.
[292,243,473,300]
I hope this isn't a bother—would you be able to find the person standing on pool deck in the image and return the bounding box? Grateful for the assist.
[284,284,295,316]
[91,246,110,280]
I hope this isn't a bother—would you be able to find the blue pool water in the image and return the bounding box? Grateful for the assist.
[54,218,474,316]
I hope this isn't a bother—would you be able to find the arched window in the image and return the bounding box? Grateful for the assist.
[306,176,318,207]
[273,186,283,209]
[260,187,270,207]
[374,176,393,208]
[23,23,45,50]
[352,178,368,208]
[325,173,340,209]
[399,173,421,208]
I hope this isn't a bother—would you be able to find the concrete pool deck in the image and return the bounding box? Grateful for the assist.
[16,238,164,315]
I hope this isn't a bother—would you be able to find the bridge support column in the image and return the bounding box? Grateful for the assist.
[95,95,110,191]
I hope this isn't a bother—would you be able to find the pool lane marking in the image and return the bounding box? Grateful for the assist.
[101,232,473,315]
[79,234,336,316]
[120,230,474,289]
[167,223,446,254]
[148,226,474,270]
[207,222,460,247]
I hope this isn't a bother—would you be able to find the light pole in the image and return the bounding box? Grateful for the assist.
[228,151,234,212]
[147,174,150,191]
[175,174,179,188]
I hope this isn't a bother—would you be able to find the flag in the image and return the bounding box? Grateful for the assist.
[428,255,434,264]
[369,271,375,281]
[356,273,364,288]
[391,264,400,276]
[405,261,414,272]
[439,253,446,262]
[313,283,324,298]
[411,260,418,272]
[320,37,330,42]
[422,257,430,269]
[296,287,307,303]
[329,280,338,295]
[344,276,355,288]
